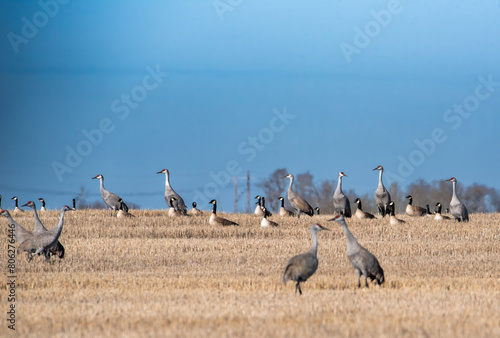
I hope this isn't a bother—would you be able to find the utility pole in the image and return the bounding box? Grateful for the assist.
[246,170,250,213]
[234,176,238,213]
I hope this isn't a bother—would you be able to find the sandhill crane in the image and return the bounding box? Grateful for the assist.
[18,205,71,262]
[117,199,134,218]
[188,202,202,216]
[1,209,33,245]
[92,174,128,215]
[261,197,272,217]
[388,201,405,225]
[278,197,294,217]
[333,172,351,217]
[283,173,313,218]
[329,215,384,288]
[72,198,76,211]
[314,207,320,215]
[209,200,238,226]
[373,166,391,217]
[405,195,426,216]
[11,196,23,213]
[38,198,46,212]
[282,223,329,295]
[261,208,278,227]
[21,200,65,259]
[434,202,451,221]
[254,196,265,216]
[157,169,187,214]
[353,198,375,220]
[446,177,469,222]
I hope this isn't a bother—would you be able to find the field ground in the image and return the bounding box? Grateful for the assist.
[1,209,499,337]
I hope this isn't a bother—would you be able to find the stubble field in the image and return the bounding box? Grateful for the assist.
[1,209,499,337]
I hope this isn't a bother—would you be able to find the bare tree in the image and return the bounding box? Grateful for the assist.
[295,171,319,209]
[256,168,288,212]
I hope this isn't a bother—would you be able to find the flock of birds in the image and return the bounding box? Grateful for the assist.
[1,166,470,294]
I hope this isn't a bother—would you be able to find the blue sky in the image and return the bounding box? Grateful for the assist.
[1,1,499,211]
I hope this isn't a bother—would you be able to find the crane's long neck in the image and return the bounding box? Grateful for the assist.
[164,172,171,188]
[31,205,42,226]
[99,178,106,193]
[341,221,359,249]
[52,209,67,239]
[287,176,294,193]
[336,175,343,192]
[452,180,458,200]
[308,228,319,257]
[378,169,384,188]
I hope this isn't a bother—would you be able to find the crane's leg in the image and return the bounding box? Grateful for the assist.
[355,269,362,288]
[365,276,369,288]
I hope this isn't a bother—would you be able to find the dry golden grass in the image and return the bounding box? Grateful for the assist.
[1,209,499,337]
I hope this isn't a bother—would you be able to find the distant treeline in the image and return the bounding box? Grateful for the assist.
[257,168,500,214]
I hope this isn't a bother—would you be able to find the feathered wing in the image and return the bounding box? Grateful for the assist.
[290,196,313,216]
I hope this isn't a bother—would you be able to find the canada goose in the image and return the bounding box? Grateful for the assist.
[446,177,469,222]
[405,195,426,216]
[388,201,405,225]
[261,197,272,217]
[425,204,434,216]
[72,198,76,211]
[157,169,187,214]
[333,172,351,217]
[283,173,313,218]
[187,202,202,216]
[92,174,128,215]
[282,223,329,295]
[278,197,294,217]
[38,198,46,212]
[434,202,451,221]
[168,197,183,217]
[254,195,265,217]
[117,198,134,218]
[12,196,23,213]
[261,208,278,227]
[373,166,391,217]
[209,200,238,226]
[314,207,320,215]
[353,198,375,219]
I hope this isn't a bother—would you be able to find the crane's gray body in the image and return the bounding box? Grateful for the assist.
[373,167,391,217]
[332,215,384,287]
[333,173,351,217]
[94,175,128,213]
[1,209,33,244]
[448,178,469,222]
[158,169,186,213]
[284,174,313,218]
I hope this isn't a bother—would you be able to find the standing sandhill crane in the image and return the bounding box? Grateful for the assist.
[333,172,351,217]
[38,198,46,212]
[209,200,238,226]
[117,199,134,218]
[388,201,405,225]
[329,215,385,288]
[446,177,469,222]
[254,195,265,216]
[405,195,426,216]
[283,173,313,218]
[434,202,451,221]
[1,209,33,245]
[353,198,375,220]
[157,169,187,214]
[261,208,279,227]
[188,202,202,216]
[278,197,294,217]
[373,166,391,217]
[92,174,128,215]
[72,198,76,211]
[282,223,329,295]
[22,200,65,259]
[11,196,23,213]
[18,205,72,262]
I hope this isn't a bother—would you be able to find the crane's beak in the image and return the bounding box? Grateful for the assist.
[91,175,99,179]
[21,202,29,207]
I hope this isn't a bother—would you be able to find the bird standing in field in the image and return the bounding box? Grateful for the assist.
[373,166,391,217]
[209,200,238,226]
[254,195,265,216]
[434,202,451,221]
[17,205,72,262]
[72,198,77,211]
[314,207,320,215]
[329,215,384,288]
[283,173,313,218]
[38,198,46,212]
[333,172,351,217]
[388,201,405,225]
[157,169,187,214]
[282,223,329,295]
[12,196,23,213]
[261,197,272,217]
[92,174,128,215]
[446,177,469,222]
[405,195,426,216]
[353,198,375,220]
[278,197,294,217]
